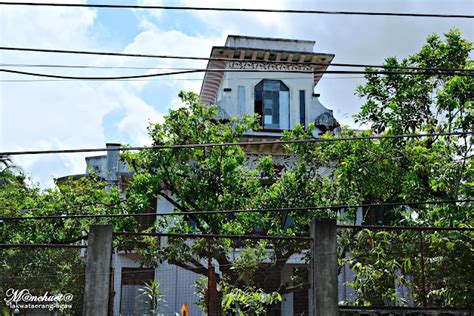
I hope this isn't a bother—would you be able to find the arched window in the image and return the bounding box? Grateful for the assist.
[254,80,290,130]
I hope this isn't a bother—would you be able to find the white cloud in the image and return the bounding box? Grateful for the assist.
[0,3,222,187]
[119,18,221,111]
[0,1,163,186]
[135,0,165,21]
[179,0,290,37]
[1,0,96,48]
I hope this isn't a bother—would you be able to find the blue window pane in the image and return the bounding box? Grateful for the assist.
[254,80,290,129]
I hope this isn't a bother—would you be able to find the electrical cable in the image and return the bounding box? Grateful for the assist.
[0,76,365,83]
[0,63,200,70]
[2,68,471,80]
[0,244,87,248]
[337,224,474,232]
[113,232,313,241]
[0,68,204,80]
[1,47,472,73]
[1,131,471,157]
[0,2,472,19]
[1,198,472,221]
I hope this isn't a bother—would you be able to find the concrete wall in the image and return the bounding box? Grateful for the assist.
[216,71,336,133]
[225,35,315,52]
[85,153,130,181]
[219,71,313,126]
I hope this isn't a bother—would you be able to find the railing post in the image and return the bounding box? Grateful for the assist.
[310,218,338,316]
[207,237,221,315]
[83,225,113,316]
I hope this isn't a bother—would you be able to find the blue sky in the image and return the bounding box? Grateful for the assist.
[1,0,473,187]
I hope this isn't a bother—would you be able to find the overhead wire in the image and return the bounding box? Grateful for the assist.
[1,47,472,73]
[0,243,87,248]
[0,76,366,83]
[1,131,472,157]
[0,68,204,80]
[2,68,472,80]
[0,63,363,81]
[0,68,474,81]
[1,223,471,251]
[1,198,472,221]
[0,2,472,19]
[113,232,313,241]
[337,224,474,232]
[0,63,201,70]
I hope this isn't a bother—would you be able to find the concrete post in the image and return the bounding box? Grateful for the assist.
[83,225,113,316]
[105,143,121,183]
[310,218,338,316]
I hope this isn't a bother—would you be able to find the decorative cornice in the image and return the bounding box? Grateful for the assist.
[225,61,314,72]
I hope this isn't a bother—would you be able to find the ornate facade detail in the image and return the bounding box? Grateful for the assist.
[246,153,296,176]
[314,112,340,131]
[225,61,314,72]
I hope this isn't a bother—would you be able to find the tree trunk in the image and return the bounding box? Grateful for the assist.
[207,267,221,315]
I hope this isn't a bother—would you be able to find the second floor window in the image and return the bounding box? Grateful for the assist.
[254,80,289,130]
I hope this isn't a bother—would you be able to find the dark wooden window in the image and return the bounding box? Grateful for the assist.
[121,268,154,286]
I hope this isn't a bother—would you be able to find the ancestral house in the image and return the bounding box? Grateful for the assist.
[62,35,346,315]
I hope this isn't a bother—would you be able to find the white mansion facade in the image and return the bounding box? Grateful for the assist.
[65,35,351,315]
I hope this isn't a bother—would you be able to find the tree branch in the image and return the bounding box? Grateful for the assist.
[157,191,207,231]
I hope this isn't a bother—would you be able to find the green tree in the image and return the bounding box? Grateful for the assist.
[284,29,473,307]
[124,30,472,310]
[0,175,136,314]
[122,92,317,313]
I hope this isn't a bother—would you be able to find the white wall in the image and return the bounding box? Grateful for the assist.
[218,71,313,127]
[216,71,336,134]
[225,36,315,52]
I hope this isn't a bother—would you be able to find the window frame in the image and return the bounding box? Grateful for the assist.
[254,79,290,131]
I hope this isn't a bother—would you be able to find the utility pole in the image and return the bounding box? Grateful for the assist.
[310,218,338,316]
[83,225,113,316]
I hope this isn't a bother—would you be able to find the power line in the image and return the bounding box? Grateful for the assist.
[0,243,87,248]
[0,68,204,80]
[1,47,472,73]
[2,68,471,80]
[0,63,363,81]
[337,224,474,232]
[0,76,365,83]
[114,232,312,241]
[1,225,471,249]
[1,131,472,157]
[0,63,200,70]
[1,199,472,221]
[0,2,472,19]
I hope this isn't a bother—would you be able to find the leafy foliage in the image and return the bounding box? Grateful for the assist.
[122,92,316,311]
[0,175,136,314]
[221,285,282,315]
[285,29,473,307]
[139,279,165,313]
